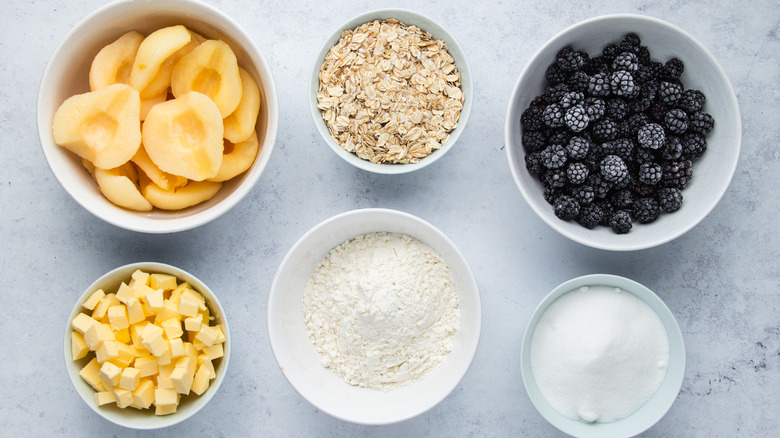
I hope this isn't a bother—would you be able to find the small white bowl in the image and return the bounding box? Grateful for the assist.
[64,262,230,429]
[267,208,481,425]
[38,0,278,233]
[505,14,741,250]
[309,9,472,174]
[521,274,685,438]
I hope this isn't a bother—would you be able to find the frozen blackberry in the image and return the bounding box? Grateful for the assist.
[566,136,591,160]
[521,105,546,131]
[566,162,590,185]
[610,70,637,97]
[601,138,634,160]
[659,81,683,106]
[591,118,619,142]
[556,46,584,72]
[681,132,707,159]
[588,173,613,199]
[560,91,585,108]
[612,52,639,73]
[689,112,714,135]
[630,97,653,115]
[664,109,689,134]
[633,182,656,198]
[545,63,567,85]
[567,71,590,92]
[634,147,658,166]
[541,144,567,169]
[613,171,635,190]
[547,129,572,146]
[632,197,660,223]
[677,89,706,113]
[664,58,685,80]
[602,44,621,61]
[640,80,660,101]
[600,155,628,183]
[610,189,636,210]
[542,103,565,128]
[637,123,666,150]
[606,98,629,121]
[565,105,590,132]
[545,83,571,103]
[584,97,605,122]
[636,61,664,83]
[543,186,561,205]
[543,169,568,189]
[525,152,545,175]
[553,195,581,220]
[577,203,605,229]
[621,33,642,49]
[571,184,595,205]
[661,160,693,189]
[609,210,633,234]
[638,162,663,185]
[588,72,611,96]
[583,56,609,75]
[522,129,547,153]
[661,136,683,161]
[623,113,650,136]
[657,187,683,212]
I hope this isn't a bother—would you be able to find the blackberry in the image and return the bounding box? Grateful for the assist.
[602,44,621,61]
[566,136,591,160]
[543,169,568,189]
[639,80,660,102]
[584,97,606,122]
[638,162,663,185]
[621,33,642,50]
[663,58,685,80]
[611,189,636,210]
[661,136,683,161]
[658,81,683,106]
[556,46,584,72]
[681,132,707,159]
[547,129,572,146]
[633,182,656,198]
[542,103,565,128]
[609,210,633,234]
[525,152,545,175]
[677,89,706,113]
[577,203,605,229]
[633,146,658,166]
[632,197,660,223]
[560,91,585,108]
[566,162,590,185]
[521,105,546,131]
[612,52,639,73]
[600,155,628,183]
[543,187,561,205]
[661,160,693,189]
[613,171,635,190]
[583,56,609,75]
[522,129,547,153]
[629,97,653,115]
[567,71,590,92]
[591,118,619,142]
[623,113,650,136]
[541,144,567,169]
[588,173,613,199]
[637,123,666,150]
[545,63,567,85]
[553,195,581,220]
[689,112,714,135]
[545,83,570,104]
[588,72,611,96]
[610,70,637,97]
[657,187,683,212]
[664,109,689,134]
[605,98,629,121]
[571,184,595,205]
[636,61,664,83]
[600,138,634,160]
[565,105,589,132]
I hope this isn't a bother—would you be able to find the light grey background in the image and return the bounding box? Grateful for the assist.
[1,0,778,436]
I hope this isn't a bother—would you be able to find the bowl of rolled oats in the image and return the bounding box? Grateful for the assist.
[310,9,472,174]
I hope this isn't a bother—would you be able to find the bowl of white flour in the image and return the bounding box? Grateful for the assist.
[520,274,685,438]
[267,208,481,425]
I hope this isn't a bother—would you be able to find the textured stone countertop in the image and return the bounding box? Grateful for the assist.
[1,0,777,436]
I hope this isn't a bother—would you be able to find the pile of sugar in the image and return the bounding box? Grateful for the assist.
[530,285,670,423]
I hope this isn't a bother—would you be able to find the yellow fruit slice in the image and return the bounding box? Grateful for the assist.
[131,145,188,191]
[139,173,222,210]
[52,83,142,169]
[223,68,261,143]
[95,163,153,212]
[171,39,242,118]
[142,91,224,181]
[129,25,191,98]
[89,31,145,91]
[207,130,259,182]
[140,92,168,121]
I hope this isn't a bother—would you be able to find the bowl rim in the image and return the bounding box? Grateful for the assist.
[63,261,231,429]
[520,273,685,438]
[267,207,482,425]
[37,0,279,233]
[504,13,742,251]
[308,8,473,175]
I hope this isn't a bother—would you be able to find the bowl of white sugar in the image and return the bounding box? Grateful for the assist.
[520,274,685,438]
[267,208,481,425]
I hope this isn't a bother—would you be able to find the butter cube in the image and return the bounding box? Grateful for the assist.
[98,361,122,389]
[161,318,183,339]
[197,354,216,379]
[92,293,120,320]
[191,364,211,395]
[107,305,129,331]
[134,355,159,378]
[154,388,179,406]
[113,388,134,408]
[126,297,145,325]
[82,289,106,311]
[130,321,150,349]
[95,340,120,363]
[71,331,89,360]
[150,273,178,291]
[157,345,172,366]
[156,375,174,390]
[119,367,141,391]
[170,282,190,302]
[130,269,150,287]
[184,314,203,332]
[140,323,166,357]
[174,356,194,374]
[94,390,117,406]
[114,327,131,344]
[169,338,185,358]
[202,343,223,361]
[144,288,164,313]
[115,282,135,304]
[154,300,181,324]
[170,365,194,395]
[132,378,155,409]
[132,281,155,299]
[71,313,98,335]
[155,403,177,416]
[79,358,105,392]
[177,293,199,317]
[195,324,219,347]
[158,363,175,378]
[84,323,115,350]
[213,325,225,344]
[108,342,134,368]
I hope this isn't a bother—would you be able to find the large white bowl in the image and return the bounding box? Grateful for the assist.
[309,9,472,174]
[505,14,741,251]
[38,0,278,233]
[521,274,685,438]
[64,262,230,429]
[267,208,481,425]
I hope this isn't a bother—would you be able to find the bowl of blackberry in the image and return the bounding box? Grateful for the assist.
[505,14,741,251]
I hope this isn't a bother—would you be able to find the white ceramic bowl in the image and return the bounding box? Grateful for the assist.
[309,9,472,174]
[267,208,481,425]
[505,14,741,251]
[38,0,278,233]
[521,274,685,438]
[64,262,230,429]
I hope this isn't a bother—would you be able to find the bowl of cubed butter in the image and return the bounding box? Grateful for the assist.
[64,262,229,429]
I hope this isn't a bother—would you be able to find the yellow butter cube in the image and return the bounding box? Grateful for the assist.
[154,387,179,406]
[184,314,203,332]
[170,282,190,302]
[191,364,211,395]
[114,327,131,344]
[134,355,159,378]
[195,324,219,347]
[169,338,185,358]
[82,289,106,311]
[177,293,199,317]
[84,323,115,350]
[126,297,145,324]
[154,300,181,324]
[156,375,174,390]
[213,325,225,344]
[161,318,183,339]
[202,343,223,361]
[92,293,120,320]
[158,362,175,378]
[107,305,129,331]
[114,388,134,408]
[119,367,141,391]
[131,321,150,348]
[155,403,177,416]
[130,269,150,287]
[170,365,194,395]
[95,340,120,363]
[132,378,155,409]
[108,342,134,368]
[98,361,122,389]
[197,354,216,379]
[174,356,194,373]
[94,390,117,406]
[79,357,105,392]
[150,273,178,291]
[115,282,135,304]
[157,345,172,366]
[131,280,155,299]
[71,331,89,361]
[72,313,99,335]
[144,288,164,313]
[140,323,166,357]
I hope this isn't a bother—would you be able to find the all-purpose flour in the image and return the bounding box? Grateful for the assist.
[302,232,459,390]
[530,285,670,423]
